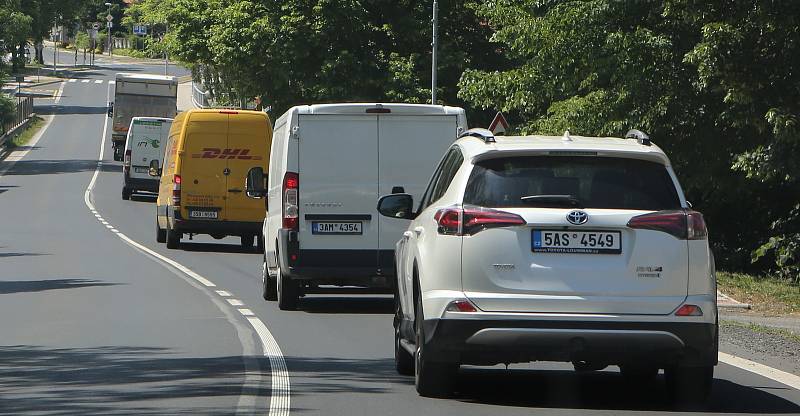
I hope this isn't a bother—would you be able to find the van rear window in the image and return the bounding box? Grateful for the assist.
[463,156,681,211]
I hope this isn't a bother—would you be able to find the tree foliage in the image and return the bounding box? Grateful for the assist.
[459,0,800,279]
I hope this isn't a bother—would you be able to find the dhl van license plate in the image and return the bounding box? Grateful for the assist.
[312,222,362,235]
[189,209,219,219]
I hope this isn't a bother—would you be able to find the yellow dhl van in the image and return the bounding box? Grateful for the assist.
[154,109,272,250]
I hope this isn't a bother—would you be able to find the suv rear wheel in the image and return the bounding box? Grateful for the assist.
[394,295,414,375]
[665,365,713,407]
[414,285,457,397]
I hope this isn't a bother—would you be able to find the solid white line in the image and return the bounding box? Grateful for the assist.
[719,352,800,391]
[227,299,244,306]
[81,82,290,414]
[248,317,291,415]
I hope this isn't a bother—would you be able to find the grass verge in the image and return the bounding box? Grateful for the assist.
[721,319,800,342]
[718,271,800,315]
[5,116,44,148]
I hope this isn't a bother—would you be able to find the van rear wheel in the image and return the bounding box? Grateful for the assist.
[156,220,166,243]
[262,258,277,301]
[241,234,255,249]
[122,187,131,200]
[277,263,298,310]
[166,222,181,249]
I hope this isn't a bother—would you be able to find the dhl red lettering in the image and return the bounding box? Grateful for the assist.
[201,148,221,158]
[237,149,253,160]
[221,148,242,159]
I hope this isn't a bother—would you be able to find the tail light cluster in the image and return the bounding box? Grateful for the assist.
[435,205,526,236]
[172,174,181,206]
[123,150,131,173]
[283,172,299,230]
[627,210,708,240]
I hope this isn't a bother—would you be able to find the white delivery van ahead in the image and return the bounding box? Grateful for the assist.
[122,116,173,200]
[248,103,467,309]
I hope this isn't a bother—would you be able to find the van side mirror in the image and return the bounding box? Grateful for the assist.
[107,102,114,118]
[148,159,161,177]
[377,194,414,220]
[246,167,267,199]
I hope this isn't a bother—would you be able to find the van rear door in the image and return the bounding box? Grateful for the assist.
[180,112,228,221]
[225,112,271,223]
[297,115,379,262]
[377,114,459,253]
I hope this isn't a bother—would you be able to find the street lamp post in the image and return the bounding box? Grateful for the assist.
[431,0,438,105]
[105,2,113,58]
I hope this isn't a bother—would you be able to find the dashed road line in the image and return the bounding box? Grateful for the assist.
[94,79,103,84]
[68,79,77,83]
[81,79,90,83]
[80,83,291,416]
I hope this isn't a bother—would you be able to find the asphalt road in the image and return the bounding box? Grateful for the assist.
[2,60,800,415]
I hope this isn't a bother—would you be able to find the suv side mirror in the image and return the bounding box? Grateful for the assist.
[377,193,414,219]
[246,167,267,199]
[107,102,114,118]
[148,159,161,177]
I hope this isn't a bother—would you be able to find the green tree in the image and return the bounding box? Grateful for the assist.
[0,0,33,72]
[458,0,800,277]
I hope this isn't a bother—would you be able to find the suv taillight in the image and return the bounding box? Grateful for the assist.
[435,206,526,236]
[123,149,131,171]
[627,210,707,240]
[172,174,181,206]
[283,172,299,230]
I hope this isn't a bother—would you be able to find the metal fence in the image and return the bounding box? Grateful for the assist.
[1,96,34,136]
[191,81,211,109]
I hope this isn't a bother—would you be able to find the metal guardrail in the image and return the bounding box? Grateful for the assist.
[191,81,211,109]
[1,96,34,138]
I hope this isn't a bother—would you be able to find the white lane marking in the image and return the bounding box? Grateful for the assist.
[0,82,64,177]
[719,352,800,391]
[105,225,114,229]
[239,309,255,316]
[110,229,119,233]
[94,79,103,84]
[216,290,232,297]
[81,79,90,83]
[227,299,244,306]
[81,82,290,415]
[248,317,291,415]
[109,80,115,85]
[68,79,77,83]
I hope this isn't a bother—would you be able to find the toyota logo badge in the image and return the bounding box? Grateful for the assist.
[566,210,588,225]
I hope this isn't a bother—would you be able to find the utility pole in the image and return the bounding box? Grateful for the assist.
[52,16,57,74]
[431,0,439,105]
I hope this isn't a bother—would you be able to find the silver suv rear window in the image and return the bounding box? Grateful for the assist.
[464,156,681,210]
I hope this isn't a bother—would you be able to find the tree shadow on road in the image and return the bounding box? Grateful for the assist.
[0,278,119,295]
[0,345,268,415]
[36,104,108,115]
[2,159,117,176]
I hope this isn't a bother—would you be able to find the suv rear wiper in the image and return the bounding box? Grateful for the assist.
[520,194,583,208]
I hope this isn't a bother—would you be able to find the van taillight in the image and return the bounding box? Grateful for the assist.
[123,150,131,171]
[283,172,299,230]
[172,174,181,206]
[627,210,708,240]
[435,206,525,236]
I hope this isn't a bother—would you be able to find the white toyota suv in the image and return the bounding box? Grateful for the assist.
[377,129,717,403]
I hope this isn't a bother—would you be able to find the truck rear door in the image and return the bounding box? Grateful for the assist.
[225,112,270,223]
[377,114,459,252]
[180,113,228,221]
[297,115,379,262]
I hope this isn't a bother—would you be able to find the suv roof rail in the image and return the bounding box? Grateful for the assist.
[459,128,496,143]
[625,129,652,146]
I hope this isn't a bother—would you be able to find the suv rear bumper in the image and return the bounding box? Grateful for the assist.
[419,318,717,368]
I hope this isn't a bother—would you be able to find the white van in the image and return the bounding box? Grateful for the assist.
[122,116,173,200]
[246,103,468,309]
